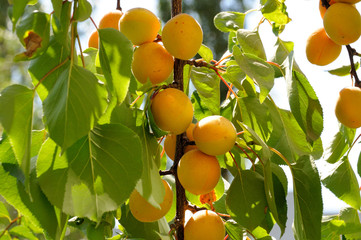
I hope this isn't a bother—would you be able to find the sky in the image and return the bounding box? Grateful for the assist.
[84,0,361,213]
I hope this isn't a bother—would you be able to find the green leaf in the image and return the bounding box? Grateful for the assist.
[190,67,220,118]
[284,54,323,143]
[198,44,214,63]
[10,0,37,29]
[358,152,361,179]
[43,63,108,150]
[0,155,63,239]
[191,91,213,121]
[226,170,268,231]
[222,65,246,91]
[265,101,312,163]
[15,11,51,61]
[260,0,291,25]
[51,1,71,44]
[73,0,91,22]
[225,220,245,240]
[236,29,266,60]
[0,85,33,189]
[291,156,322,240]
[29,38,70,101]
[320,156,361,210]
[322,208,361,239]
[8,225,37,240]
[99,28,133,105]
[328,62,360,76]
[233,46,274,103]
[37,124,143,221]
[214,11,245,33]
[323,126,355,164]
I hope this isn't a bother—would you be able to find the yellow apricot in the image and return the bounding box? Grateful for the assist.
[129,179,173,222]
[193,115,237,156]
[119,8,160,45]
[184,210,225,240]
[306,28,341,66]
[88,30,99,49]
[319,0,336,18]
[151,88,193,135]
[335,87,361,128]
[178,149,221,195]
[99,10,123,29]
[334,0,360,3]
[164,124,197,160]
[131,42,174,85]
[162,13,203,60]
[323,3,361,45]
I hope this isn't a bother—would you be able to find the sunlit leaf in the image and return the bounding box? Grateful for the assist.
[237,29,266,60]
[43,63,108,150]
[198,44,213,63]
[260,0,291,25]
[320,156,361,210]
[214,11,245,32]
[73,0,91,22]
[291,156,322,240]
[328,62,360,76]
[37,124,143,222]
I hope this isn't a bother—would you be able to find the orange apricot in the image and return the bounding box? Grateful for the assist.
[151,88,193,135]
[162,13,203,60]
[99,10,123,29]
[178,149,221,195]
[193,115,237,156]
[164,123,197,160]
[119,8,160,45]
[323,3,361,45]
[334,0,360,3]
[184,210,225,240]
[319,0,336,18]
[335,87,361,128]
[129,179,173,222]
[131,42,174,85]
[306,28,341,66]
[88,30,99,49]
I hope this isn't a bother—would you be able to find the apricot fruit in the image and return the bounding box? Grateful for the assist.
[99,10,123,29]
[184,210,225,240]
[319,0,336,18]
[323,3,361,45]
[88,30,99,49]
[162,13,203,60]
[131,42,174,85]
[334,0,360,3]
[177,149,221,195]
[193,115,237,156]
[306,28,341,66]
[129,179,173,222]
[164,123,197,160]
[119,8,160,45]
[151,88,193,135]
[335,87,361,128]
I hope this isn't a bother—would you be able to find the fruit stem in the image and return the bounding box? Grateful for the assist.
[346,45,361,88]
[321,0,330,8]
[116,0,122,11]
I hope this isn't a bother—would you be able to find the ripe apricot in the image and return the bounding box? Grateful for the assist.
[119,8,160,45]
[306,28,341,66]
[162,13,203,60]
[131,42,174,85]
[99,10,123,29]
[129,179,173,222]
[323,3,361,45]
[178,149,221,195]
[164,123,197,160]
[335,87,361,128]
[151,88,193,135]
[184,210,225,240]
[319,0,336,18]
[334,0,360,3]
[88,30,99,49]
[193,115,237,156]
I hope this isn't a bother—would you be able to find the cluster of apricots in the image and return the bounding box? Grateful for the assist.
[306,0,361,66]
[88,7,203,85]
[305,0,361,129]
[88,8,230,238]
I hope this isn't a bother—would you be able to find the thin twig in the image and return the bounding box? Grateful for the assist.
[76,34,85,68]
[0,216,22,238]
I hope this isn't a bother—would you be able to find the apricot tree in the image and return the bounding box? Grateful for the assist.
[0,0,361,239]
